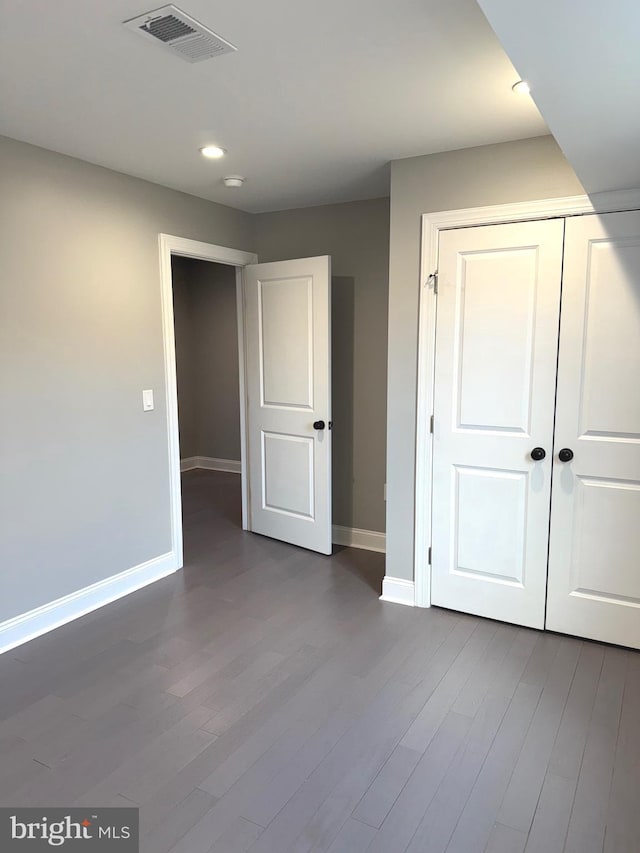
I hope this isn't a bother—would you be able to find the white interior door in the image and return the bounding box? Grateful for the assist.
[546,211,640,648]
[430,219,564,628]
[244,256,332,554]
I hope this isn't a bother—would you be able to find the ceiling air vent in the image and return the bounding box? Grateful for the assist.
[123,5,236,63]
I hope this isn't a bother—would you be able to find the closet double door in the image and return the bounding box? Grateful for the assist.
[430,210,640,648]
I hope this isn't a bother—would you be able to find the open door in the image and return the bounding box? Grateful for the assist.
[243,256,332,554]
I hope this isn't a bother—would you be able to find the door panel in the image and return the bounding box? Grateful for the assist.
[431,219,564,627]
[259,277,313,408]
[262,432,314,518]
[546,211,640,647]
[453,465,528,584]
[244,256,332,554]
[454,250,540,434]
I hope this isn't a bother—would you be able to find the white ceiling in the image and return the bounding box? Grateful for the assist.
[0,0,548,212]
[478,0,640,195]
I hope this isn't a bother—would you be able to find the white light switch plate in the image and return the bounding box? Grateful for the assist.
[142,389,154,411]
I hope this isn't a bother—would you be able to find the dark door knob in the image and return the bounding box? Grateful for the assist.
[313,420,325,430]
[558,448,574,462]
[531,447,546,461]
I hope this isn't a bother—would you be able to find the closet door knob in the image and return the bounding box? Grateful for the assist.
[558,448,574,462]
[313,420,325,430]
[530,447,546,461]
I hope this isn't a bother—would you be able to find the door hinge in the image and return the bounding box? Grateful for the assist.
[428,546,432,565]
[429,414,434,434]
[426,270,438,294]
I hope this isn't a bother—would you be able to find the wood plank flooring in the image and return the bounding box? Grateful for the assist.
[1,469,638,852]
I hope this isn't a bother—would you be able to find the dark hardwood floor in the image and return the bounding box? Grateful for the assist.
[1,469,638,852]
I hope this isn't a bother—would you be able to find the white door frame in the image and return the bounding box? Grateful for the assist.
[414,188,640,608]
[159,234,258,568]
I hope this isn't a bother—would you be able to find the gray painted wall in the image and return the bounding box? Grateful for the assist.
[254,197,389,533]
[0,135,254,624]
[171,258,198,459]
[172,258,240,462]
[385,135,585,582]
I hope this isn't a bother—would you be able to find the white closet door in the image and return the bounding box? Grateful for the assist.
[546,211,640,648]
[430,219,564,628]
[244,256,332,555]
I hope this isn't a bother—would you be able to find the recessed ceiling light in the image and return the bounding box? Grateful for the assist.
[200,145,226,159]
[512,80,530,95]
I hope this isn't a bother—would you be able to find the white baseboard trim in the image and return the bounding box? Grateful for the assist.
[380,576,415,606]
[0,551,179,655]
[181,456,242,474]
[332,525,386,553]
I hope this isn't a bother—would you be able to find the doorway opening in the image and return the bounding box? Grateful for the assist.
[171,255,244,555]
[159,234,258,569]
[160,234,334,564]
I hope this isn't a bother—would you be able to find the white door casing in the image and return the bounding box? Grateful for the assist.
[244,256,332,554]
[546,211,640,648]
[159,234,257,570]
[430,219,564,628]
